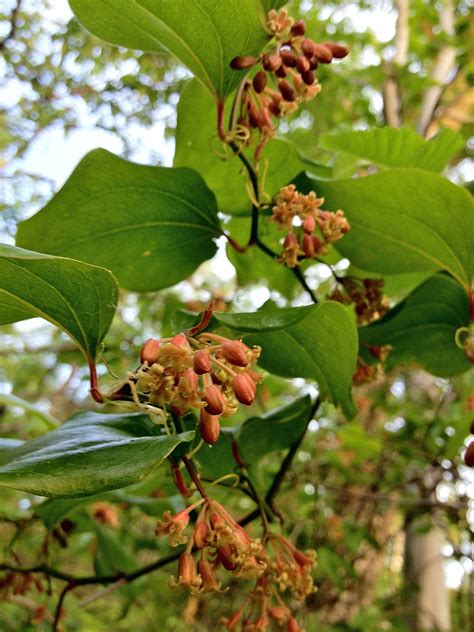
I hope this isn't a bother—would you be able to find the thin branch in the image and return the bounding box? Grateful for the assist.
[382,0,410,127]
[53,582,74,632]
[417,0,457,136]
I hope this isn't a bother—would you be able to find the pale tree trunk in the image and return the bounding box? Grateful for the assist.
[383,0,409,127]
[404,519,452,631]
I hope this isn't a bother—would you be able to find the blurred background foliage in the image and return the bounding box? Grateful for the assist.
[0,0,473,630]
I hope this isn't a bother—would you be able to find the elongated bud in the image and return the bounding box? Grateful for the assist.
[302,233,315,257]
[182,368,198,390]
[221,340,249,367]
[275,64,288,78]
[293,549,312,566]
[233,372,256,405]
[140,338,160,365]
[301,38,316,58]
[217,544,237,571]
[193,522,209,548]
[301,69,315,85]
[178,553,197,585]
[290,19,306,36]
[232,440,246,468]
[248,100,262,128]
[210,512,225,530]
[465,441,474,467]
[197,559,221,591]
[252,70,267,93]
[194,349,212,374]
[262,52,281,72]
[269,605,290,623]
[323,41,349,59]
[284,232,298,248]
[287,617,301,632]
[171,464,192,498]
[280,49,297,67]
[302,215,316,233]
[312,235,322,252]
[296,55,310,74]
[203,384,225,415]
[278,79,296,102]
[269,97,282,117]
[314,43,333,63]
[199,409,221,444]
[230,55,258,70]
[309,56,318,70]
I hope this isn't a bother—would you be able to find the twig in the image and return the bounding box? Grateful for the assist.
[53,582,74,631]
[382,0,409,127]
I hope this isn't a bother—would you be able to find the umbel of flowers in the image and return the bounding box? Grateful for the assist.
[134,332,262,444]
[156,496,316,631]
[269,184,350,267]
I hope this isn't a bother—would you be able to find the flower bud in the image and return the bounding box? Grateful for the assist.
[230,55,258,70]
[177,552,197,585]
[284,232,298,248]
[182,368,198,390]
[233,373,256,405]
[199,409,221,445]
[301,38,316,58]
[275,64,288,78]
[312,235,322,253]
[302,234,315,258]
[280,49,297,68]
[323,41,349,59]
[290,19,306,36]
[252,70,267,93]
[296,55,310,74]
[465,441,474,467]
[314,43,333,64]
[287,617,301,632]
[193,522,210,548]
[218,544,237,571]
[262,52,281,72]
[269,605,290,623]
[194,349,212,374]
[301,69,315,85]
[203,384,225,415]
[278,80,296,102]
[140,338,161,365]
[293,549,312,566]
[221,340,249,367]
[197,559,221,592]
[171,333,187,347]
[248,101,262,128]
[302,216,316,233]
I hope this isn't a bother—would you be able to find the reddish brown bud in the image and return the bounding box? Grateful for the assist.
[284,232,298,248]
[280,49,297,68]
[309,56,319,70]
[302,234,315,258]
[275,64,288,78]
[217,544,237,571]
[197,558,220,591]
[293,549,312,566]
[323,41,349,59]
[261,52,281,72]
[296,55,310,74]
[278,79,296,102]
[269,97,282,117]
[172,464,192,498]
[171,405,187,417]
[301,38,316,58]
[312,235,322,252]
[465,441,474,467]
[203,384,225,415]
[287,617,301,632]
[252,70,267,93]
[210,512,225,530]
[233,372,256,405]
[248,101,262,128]
[193,521,210,548]
[314,43,333,63]
[232,440,246,468]
[301,69,315,85]
[182,368,198,390]
[199,409,221,445]
[178,552,197,585]
[171,333,187,347]
[194,349,212,374]
[140,338,160,365]
[221,340,249,367]
[269,605,290,623]
[230,55,258,70]
[290,20,306,36]
[302,216,316,233]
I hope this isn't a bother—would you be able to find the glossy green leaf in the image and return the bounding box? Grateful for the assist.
[0,438,24,456]
[296,169,474,291]
[0,244,118,360]
[359,274,472,377]
[0,411,194,498]
[174,79,306,214]
[69,0,268,99]
[216,301,358,417]
[16,149,220,292]
[319,127,464,172]
[260,0,288,9]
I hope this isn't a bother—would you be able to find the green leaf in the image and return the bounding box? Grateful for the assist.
[320,127,464,172]
[260,0,288,10]
[69,0,268,99]
[0,438,24,456]
[0,392,59,431]
[0,411,194,498]
[216,302,358,417]
[359,274,472,377]
[16,149,220,292]
[0,244,118,360]
[174,79,306,214]
[296,169,474,291]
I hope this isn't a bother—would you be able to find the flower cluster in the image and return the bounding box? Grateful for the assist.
[229,9,348,148]
[156,499,316,631]
[135,332,261,444]
[269,184,350,267]
[353,345,391,386]
[330,277,389,325]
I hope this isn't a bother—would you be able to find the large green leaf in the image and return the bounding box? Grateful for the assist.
[296,169,474,291]
[215,302,358,417]
[16,149,220,292]
[0,244,118,360]
[0,412,194,498]
[320,127,464,172]
[69,0,268,99]
[174,79,306,214]
[359,274,472,377]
